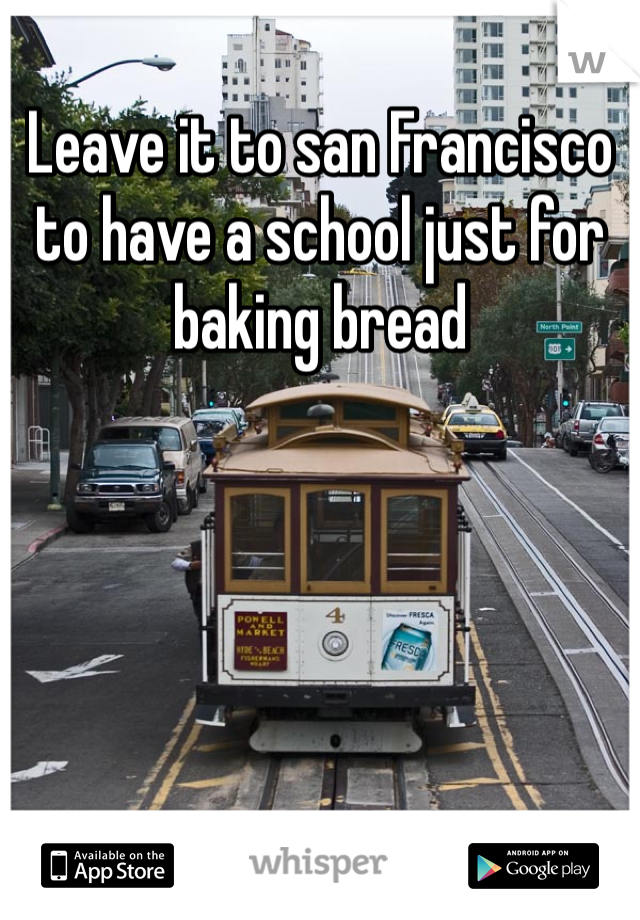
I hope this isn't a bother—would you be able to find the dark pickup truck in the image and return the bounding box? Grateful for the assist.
[66,439,178,533]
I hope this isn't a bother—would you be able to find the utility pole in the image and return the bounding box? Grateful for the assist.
[556,261,563,430]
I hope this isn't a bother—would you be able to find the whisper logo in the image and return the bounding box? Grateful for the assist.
[477,855,501,882]
[249,847,387,883]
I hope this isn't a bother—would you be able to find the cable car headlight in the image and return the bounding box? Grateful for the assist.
[322,631,349,656]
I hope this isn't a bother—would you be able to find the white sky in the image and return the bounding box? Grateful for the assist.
[36,15,453,221]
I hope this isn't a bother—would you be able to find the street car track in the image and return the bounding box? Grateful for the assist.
[463,459,629,801]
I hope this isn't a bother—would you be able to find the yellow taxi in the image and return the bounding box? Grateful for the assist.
[441,395,508,461]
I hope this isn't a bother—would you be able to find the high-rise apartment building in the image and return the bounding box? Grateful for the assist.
[218,17,322,215]
[453,15,628,209]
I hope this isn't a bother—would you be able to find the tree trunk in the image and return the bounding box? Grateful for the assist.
[127,361,146,415]
[141,354,167,415]
[62,355,86,505]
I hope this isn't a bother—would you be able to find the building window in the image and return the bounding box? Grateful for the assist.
[483,22,503,38]
[608,108,628,124]
[522,65,529,76]
[522,44,529,54]
[456,68,478,84]
[264,23,270,31]
[285,59,291,67]
[458,88,478,103]
[301,95,307,102]
[275,58,282,68]
[597,244,609,279]
[569,87,577,98]
[244,77,250,85]
[222,92,228,101]
[457,16,476,21]
[483,43,504,58]
[456,48,477,63]
[483,106,505,122]
[522,107,530,115]
[456,28,477,42]
[570,193,578,200]
[222,76,227,85]
[260,58,264,66]
[608,86,628,103]
[482,84,503,101]
[233,43,243,51]
[556,192,564,199]
[522,86,530,97]
[570,177,578,186]
[300,61,307,70]
[457,109,478,124]
[301,79,307,85]
[275,75,280,82]
[222,62,227,69]
[482,64,504,80]
[569,108,577,123]
[556,108,563,118]
[456,48,478,64]
[522,23,529,33]
[460,176,478,185]
[557,173,564,182]
[556,87,563,97]
[232,77,238,85]
[232,94,238,101]
[486,175,504,184]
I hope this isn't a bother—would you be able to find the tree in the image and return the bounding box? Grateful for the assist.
[11,43,283,500]
[452,272,605,445]
[386,157,447,220]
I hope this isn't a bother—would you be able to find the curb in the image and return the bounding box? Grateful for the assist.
[27,525,68,557]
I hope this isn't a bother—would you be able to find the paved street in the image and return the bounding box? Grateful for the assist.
[11,281,629,809]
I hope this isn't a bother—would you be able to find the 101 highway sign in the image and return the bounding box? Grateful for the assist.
[544,337,576,361]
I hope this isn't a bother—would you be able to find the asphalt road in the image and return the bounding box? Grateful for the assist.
[11,452,629,810]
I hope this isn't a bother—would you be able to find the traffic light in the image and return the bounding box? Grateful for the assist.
[207,389,216,407]
[561,389,571,408]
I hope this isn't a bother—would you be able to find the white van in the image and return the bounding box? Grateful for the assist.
[98,416,205,515]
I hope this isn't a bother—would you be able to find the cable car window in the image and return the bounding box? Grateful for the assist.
[229,493,286,582]
[305,489,366,583]
[280,402,317,419]
[343,401,396,421]
[382,491,446,591]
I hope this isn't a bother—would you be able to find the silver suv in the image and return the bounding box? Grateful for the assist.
[558,401,625,456]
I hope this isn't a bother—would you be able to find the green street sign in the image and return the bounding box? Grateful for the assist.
[544,337,576,361]
[537,321,583,333]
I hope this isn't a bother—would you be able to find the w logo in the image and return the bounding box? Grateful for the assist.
[568,51,606,74]
[477,855,502,881]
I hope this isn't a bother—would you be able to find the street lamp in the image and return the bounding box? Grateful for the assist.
[47,54,176,511]
[66,56,176,88]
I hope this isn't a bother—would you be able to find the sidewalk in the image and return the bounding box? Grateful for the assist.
[11,452,69,568]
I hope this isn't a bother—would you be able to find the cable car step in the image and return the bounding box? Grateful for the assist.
[249,719,423,754]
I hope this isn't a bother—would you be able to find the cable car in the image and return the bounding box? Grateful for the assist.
[195,382,474,753]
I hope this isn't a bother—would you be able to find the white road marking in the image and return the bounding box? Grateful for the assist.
[509,450,629,555]
[12,761,68,783]
[27,654,123,683]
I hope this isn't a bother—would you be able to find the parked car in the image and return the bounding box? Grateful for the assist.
[558,401,625,456]
[442,396,508,460]
[67,440,178,534]
[98,416,205,513]
[588,416,630,469]
[192,406,247,431]
[193,417,226,465]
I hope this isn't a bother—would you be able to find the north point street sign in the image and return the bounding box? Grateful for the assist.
[537,321,583,333]
[544,337,576,361]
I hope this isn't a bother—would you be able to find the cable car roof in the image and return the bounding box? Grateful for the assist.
[247,382,432,414]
